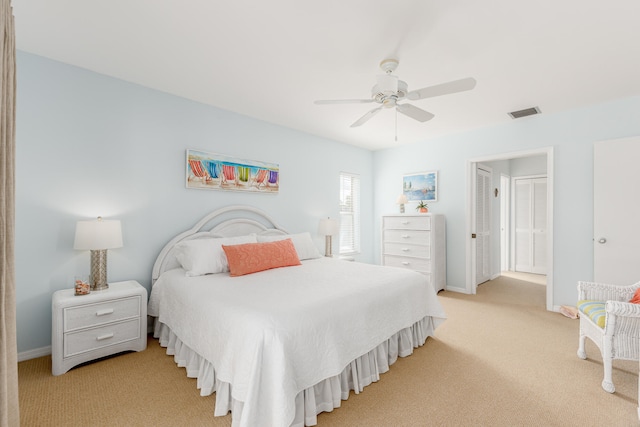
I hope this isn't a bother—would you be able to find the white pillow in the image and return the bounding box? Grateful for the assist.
[257,232,322,260]
[175,234,257,276]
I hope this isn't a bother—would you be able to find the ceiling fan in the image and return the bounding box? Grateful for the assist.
[314,58,476,129]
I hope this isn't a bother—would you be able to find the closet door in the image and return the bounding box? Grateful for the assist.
[594,137,640,284]
[513,177,547,274]
[475,167,491,285]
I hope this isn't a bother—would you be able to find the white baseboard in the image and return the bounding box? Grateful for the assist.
[18,345,51,362]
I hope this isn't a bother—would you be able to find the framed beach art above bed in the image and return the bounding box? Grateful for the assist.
[186,149,279,193]
[148,205,446,427]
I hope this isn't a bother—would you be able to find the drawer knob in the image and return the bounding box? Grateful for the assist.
[401,248,410,252]
[401,261,410,265]
[401,221,409,225]
[401,234,410,239]
[96,333,114,341]
[96,308,114,316]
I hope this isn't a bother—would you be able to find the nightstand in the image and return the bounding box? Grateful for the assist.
[52,280,147,375]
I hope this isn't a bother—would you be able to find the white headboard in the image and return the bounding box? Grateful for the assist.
[151,205,288,284]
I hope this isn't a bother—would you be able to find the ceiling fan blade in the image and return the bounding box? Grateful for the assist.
[396,103,435,122]
[407,77,476,101]
[350,107,383,127]
[314,99,374,105]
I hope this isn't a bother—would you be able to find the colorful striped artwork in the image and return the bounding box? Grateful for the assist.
[186,149,279,193]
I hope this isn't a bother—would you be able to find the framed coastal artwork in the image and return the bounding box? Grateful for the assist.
[186,149,279,193]
[402,171,438,202]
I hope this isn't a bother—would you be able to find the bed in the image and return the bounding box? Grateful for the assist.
[148,205,446,427]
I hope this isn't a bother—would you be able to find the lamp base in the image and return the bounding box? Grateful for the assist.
[399,204,405,214]
[324,235,333,257]
[90,249,109,291]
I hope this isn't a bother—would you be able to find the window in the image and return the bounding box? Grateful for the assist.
[339,172,360,255]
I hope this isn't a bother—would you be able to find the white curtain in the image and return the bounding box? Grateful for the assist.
[0,0,18,425]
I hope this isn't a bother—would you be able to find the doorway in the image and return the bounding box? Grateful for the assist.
[466,147,554,311]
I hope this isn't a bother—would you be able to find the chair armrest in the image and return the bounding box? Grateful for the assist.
[606,301,640,317]
[578,280,640,302]
[604,301,640,335]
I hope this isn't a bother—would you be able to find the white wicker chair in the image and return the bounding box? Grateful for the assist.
[577,280,640,393]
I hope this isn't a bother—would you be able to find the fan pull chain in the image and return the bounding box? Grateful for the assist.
[395,108,398,142]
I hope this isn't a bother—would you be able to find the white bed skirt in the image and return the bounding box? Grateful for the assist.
[153,316,436,427]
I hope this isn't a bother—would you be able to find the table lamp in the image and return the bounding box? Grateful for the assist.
[318,218,340,257]
[396,194,408,213]
[74,216,123,291]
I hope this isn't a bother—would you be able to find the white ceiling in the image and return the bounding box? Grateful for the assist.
[12,0,640,151]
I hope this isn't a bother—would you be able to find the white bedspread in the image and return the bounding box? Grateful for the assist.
[148,257,446,427]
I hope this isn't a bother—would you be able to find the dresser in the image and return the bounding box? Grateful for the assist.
[382,214,446,292]
[52,280,147,375]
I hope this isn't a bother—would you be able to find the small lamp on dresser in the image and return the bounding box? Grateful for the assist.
[396,194,408,213]
[74,216,123,291]
[318,218,340,257]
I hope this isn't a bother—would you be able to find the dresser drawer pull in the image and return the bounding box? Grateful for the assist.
[401,248,410,252]
[401,221,409,225]
[401,234,410,239]
[96,308,114,316]
[401,261,410,265]
[96,333,114,341]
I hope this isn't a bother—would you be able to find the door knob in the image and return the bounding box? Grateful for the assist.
[598,238,607,244]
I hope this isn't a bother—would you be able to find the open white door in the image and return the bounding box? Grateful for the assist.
[594,137,640,284]
[476,166,491,285]
[500,175,510,271]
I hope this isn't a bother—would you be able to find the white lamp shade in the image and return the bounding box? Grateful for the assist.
[318,218,340,236]
[74,218,123,250]
[396,194,408,204]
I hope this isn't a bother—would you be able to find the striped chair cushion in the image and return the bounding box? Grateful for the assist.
[577,300,606,328]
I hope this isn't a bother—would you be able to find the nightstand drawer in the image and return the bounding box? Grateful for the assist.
[383,216,431,230]
[383,229,430,243]
[64,318,141,358]
[383,242,430,258]
[64,296,141,332]
[383,255,432,272]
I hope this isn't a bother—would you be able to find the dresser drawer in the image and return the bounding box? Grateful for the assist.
[383,216,431,231]
[383,242,431,258]
[383,229,430,244]
[64,318,141,358]
[64,296,141,332]
[383,255,432,273]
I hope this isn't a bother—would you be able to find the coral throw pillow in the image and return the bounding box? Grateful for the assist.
[222,239,301,277]
[630,288,640,304]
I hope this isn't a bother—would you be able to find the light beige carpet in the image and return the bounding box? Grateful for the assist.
[19,276,638,426]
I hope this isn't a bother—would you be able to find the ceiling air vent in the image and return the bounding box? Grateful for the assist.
[508,106,541,119]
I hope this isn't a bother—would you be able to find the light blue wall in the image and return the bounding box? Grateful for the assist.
[15,52,374,353]
[373,96,640,307]
[15,49,640,355]
[510,155,547,176]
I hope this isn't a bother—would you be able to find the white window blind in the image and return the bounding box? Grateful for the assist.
[339,172,360,255]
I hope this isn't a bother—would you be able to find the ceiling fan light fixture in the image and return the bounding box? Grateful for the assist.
[372,80,407,103]
[376,74,398,95]
[382,98,397,108]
